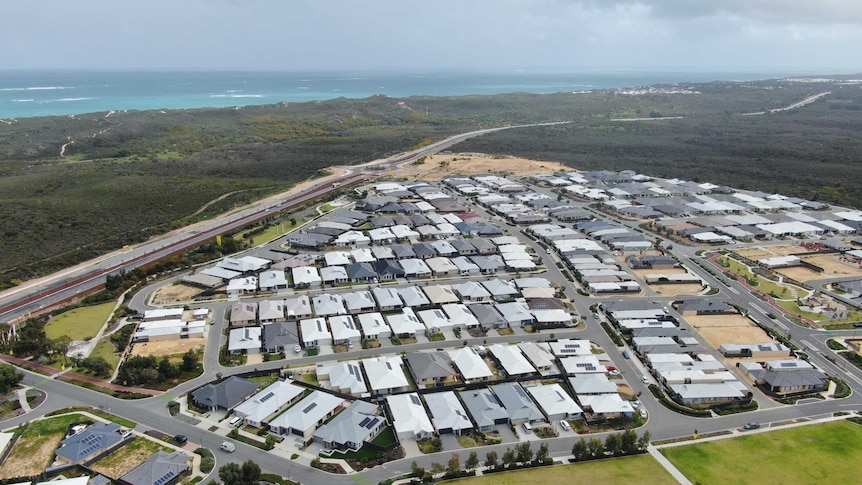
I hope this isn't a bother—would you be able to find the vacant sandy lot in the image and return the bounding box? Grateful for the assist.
[686,314,770,348]
[151,284,202,305]
[395,153,570,181]
[632,268,688,278]
[649,283,704,297]
[131,338,205,358]
[0,434,63,479]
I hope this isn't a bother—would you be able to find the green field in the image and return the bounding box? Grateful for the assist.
[662,421,862,485]
[45,302,115,341]
[90,339,120,371]
[447,456,676,485]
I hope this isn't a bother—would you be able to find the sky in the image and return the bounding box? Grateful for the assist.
[2,0,861,73]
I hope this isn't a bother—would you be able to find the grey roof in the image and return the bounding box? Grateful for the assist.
[450,239,476,253]
[459,389,509,428]
[191,376,259,410]
[392,244,416,259]
[347,262,377,280]
[121,451,190,485]
[467,304,506,327]
[56,422,124,463]
[312,400,383,448]
[412,243,437,258]
[471,255,505,271]
[759,369,829,389]
[404,352,456,381]
[374,260,405,278]
[677,299,734,313]
[490,382,544,422]
[470,238,497,252]
[397,286,431,307]
[263,322,299,351]
[288,233,331,248]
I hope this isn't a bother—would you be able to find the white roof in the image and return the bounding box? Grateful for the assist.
[284,295,313,318]
[518,342,556,370]
[143,308,184,320]
[363,356,408,392]
[269,390,344,433]
[448,347,494,381]
[526,383,582,417]
[324,251,352,267]
[453,281,491,300]
[258,270,287,289]
[300,318,330,343]
[386,393,433,438]
[320,265,349,281]
[531,309,572,324]
[399,258,432,275]
[312,294,346,316]
[549,339,592,357]
[234,380,305,423]
[426,257,458,273]
[350,247,376,263]
[417,308,451,331]
[579,393,634,415]
[396,286,430,307]
[324,360,369,395]
[328,315,361,341]
[292,266,321,285]
[258,300,285,321]
[227,277,257,292]
[424,391,473,433]
[514,277,552,288]
[441,303,480,327]
[372,287,402,308]
[669,383,747,399]
[357,312,389,337]
[228,327,262,352]
[343,290,376,312]
[756,221,823,236]
[369,227,396,241]
[386,308,426,335]
[559,355,607,374]
[489,344,535,376]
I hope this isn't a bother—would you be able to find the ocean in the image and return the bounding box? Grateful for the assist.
[0,70,799,119]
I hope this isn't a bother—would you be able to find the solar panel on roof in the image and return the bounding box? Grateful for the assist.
[154,471,176,485]
[409,395,421,406]
[385,362,392,370]
[364,417,380,429]
[302,402,318,413]
[358,417,371,428]
[259,392,274,403]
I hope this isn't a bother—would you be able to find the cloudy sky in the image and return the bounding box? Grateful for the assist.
[2,0,861,73]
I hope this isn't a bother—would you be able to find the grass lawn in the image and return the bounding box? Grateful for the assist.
[0,413,85,479]
[370,426,397,448]
[249,373,279,386]
[775,300,823,320]
[91,339,120,371]
[447,456,677,485]
[662,421,862,485]
[91,437,172,478]
[45,302,115,341]
[456,435,479,448]
[301,373,319,386]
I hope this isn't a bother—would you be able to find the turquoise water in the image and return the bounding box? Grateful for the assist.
[0,70,798,119]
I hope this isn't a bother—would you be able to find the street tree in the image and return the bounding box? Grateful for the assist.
[446,452,461,476]
[516,441,533,463]
[535,442,550,464]
[502,448,517,468]
[572,438,589,461]
[484,450,498,468]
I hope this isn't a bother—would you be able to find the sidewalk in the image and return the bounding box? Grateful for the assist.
[647,446,693,485]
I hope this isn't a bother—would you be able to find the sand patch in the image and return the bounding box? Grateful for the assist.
[769,245,807,257]
[151,283,202,305]
[632,268,688,278]
[648,284,704,297]
[0,434,64,479]
[733,248,775,260]
[395,153,570,181]
[685,314,771,349]
[131,338,205,358]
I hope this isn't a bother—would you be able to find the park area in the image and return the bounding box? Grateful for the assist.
[662,420,862,485]
[0,414,85,479]
[447,455,676,485]
[45,302,115,341]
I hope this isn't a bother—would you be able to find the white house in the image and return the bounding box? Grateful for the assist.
[300,318,332,348]
[387,393,434,440]
[292,266,321,288]
[448,347,494,382]
[227,277,258,299]
[268,390,345,438]
[228,327,262,355]
[258,271,288,292]
[320,265,349,286]
[357,312,391,340]
[386,308,426,337]
[424,391,473,435]
[363,356,409,395]
[312,294,346,317]
[526,383,583,420]
[328,315,361,345]
[489,344,536,377]
[442,303,480,329]
[417,308,452,335]
[284,295,313,320]
[233,380,305,428]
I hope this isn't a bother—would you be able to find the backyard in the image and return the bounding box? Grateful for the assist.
[662,420,862,485]
[45,302,115,341]
[0,413,86,479]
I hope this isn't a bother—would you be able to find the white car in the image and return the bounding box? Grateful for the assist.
[294,344,302,354]
[631,400,642,409]
[608,370,621,376]
[560,420,571,431]
[220,441,236,453]
[639,409,647,419]
[641,375,650,384]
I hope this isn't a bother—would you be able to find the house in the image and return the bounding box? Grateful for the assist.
[490,382,544,425]
[312,294,346,317]
[284,295,313,320]
[397,285,431,308]
[453,281,492,302]
[391,225,420,241]
[262,321,300,353]
[347,262,378,283]
[374,260,405,280]
[417,308,452,335]
[300,318,332,347]
[497,301,536,326]
[441,303,480,329]
[677,299,736,316]
[386,393,434,440]
[530,309,573,329]
[568,374,618,395]
[319,361,369,397]
[191,376,259,411]
[334,230,371,247]
[426,257,458,277]
[269,390,345,438]
[448,347,494,382]
[471,255,506,274]
[292,266,322,288]
[404,351,458,388]
[526,383,583,420]
[372,287,403,311]
[399,258,432,278]
[451,239,477,256]
[312,401,385,451]
[459,389,509,431]
[467,304,507,330]
[369,227,396,245]
[559,355,607,375]
[320,266,349,286]
[132,319,205,343]
[481,279,520,301]
[325,251,353,267]
[329,315,361,345]
[578,394,635,421]
[386,308,426,337]
[364,356,409,395]
[488,343,536,377]
[549,339,593,357]
[143,308,184,322]
[233,380,305,427]
[350,247,376,264]
[451,257,480,276]
[392,244,417,259]
[258,300,285,323]
[228,327,262,355]
[423,285,460,305]
[518,342,558,375]
[425,391,473,435]
[412,242,438,259]
[258,270,288,292]
[227,277,258,299]
[120,451,191,485]
[371,246,396,260]
[357,312,391,340]
[343,291,377,314]
[668,383,748,406]
[55,422,130,464]
[218,256,270,274]
[229,302,258,327]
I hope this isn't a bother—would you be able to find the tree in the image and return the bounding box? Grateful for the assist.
[572,438,589,461]
[158,356,179,379]
[638,430,652,451]
[465,451,479,471]
[51,336,73,365]
[241,460,260,484]
[535,442,550,464]
[502,448,517,469]
[621,429,638,455]
[446,452,461,476]
[484,450,498,469]
[182,349,199,371]
[605,433,622,456]
[218,463,243,485]
[430,462,445,477]
[0,364,23,394]
[411,460,425,478]
[587,437,605,458]
[80,356,112,378]
[515,441,533,463]
[264,434,276,450]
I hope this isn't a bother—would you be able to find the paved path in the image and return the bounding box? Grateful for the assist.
[647,445,693,485]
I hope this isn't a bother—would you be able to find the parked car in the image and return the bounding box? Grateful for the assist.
[641,375,650,384]
[743,422,761,430]
[174,434,187,445]
[294,344,302,354]
[622,351,630,359]
[560,420,571,431]
[640,409,647,419]
[608,370,621,376]
[631,400,642,409]
[220,441,236,453]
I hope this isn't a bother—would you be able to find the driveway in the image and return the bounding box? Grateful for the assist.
[440,433,461,451]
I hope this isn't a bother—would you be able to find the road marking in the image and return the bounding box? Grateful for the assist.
[772,320,787,331]
[728,287,739,294]
[750,304,767,314]
[800,340,815,350]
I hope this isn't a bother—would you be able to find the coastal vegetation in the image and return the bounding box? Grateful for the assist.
[0,76,860,288]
